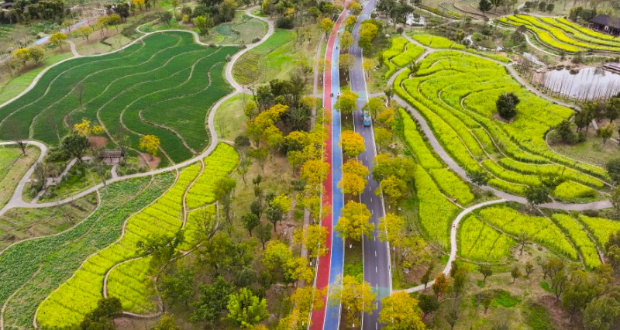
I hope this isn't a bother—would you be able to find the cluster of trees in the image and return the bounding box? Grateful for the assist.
[1,0,66,24]
[263,0,342,29]
[8,46,45,74]
[569,6,598,22]
[478,0,518,14]
[169,0,236,34]
[521,0,555,12]
[376,0,414,27]
[556,95,620,145]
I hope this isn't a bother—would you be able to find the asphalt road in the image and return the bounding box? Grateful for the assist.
[348,0,392,328]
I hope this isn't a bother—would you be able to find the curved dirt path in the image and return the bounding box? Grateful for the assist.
[0,7,274,218]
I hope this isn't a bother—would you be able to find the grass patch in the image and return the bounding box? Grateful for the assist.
[0,146,40,209]
[493,290,521,308]
[523,301,556,330]
[214,93,250,142]
[0,193,97,251]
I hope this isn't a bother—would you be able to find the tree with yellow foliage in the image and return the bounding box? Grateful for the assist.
[328,275,376,326]
[73,118,92,136]
[319,17,334,35]
[301,159,330,190]
[379,292,426,329]
[132,0,145,10]
[295,224,328,258]
[12,48,30,66]
[335,201,374,242]
[140,134,160,160]
[334,90,358,115]
[348,1,362,15]
[343,159,369,177]
[338,172,366,196]
[340,130,365,157]
[345,15,357,29]
[49,32,67,49]
[377,175,407,203]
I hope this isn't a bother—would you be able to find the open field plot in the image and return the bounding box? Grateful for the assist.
[201,11,268,45]
[497,15,620,53]
[473,205,609,268]
[233,29,295,85]
[414,164,461,249]
[409,33,511,63]
[0,192,97,251]
[458,214,516,262]
[0,174,174,329]
[0,146,40,209]
[36,144,238,327]
[0,32,238,164]
[393,50,608,197]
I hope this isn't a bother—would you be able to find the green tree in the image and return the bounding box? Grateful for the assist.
[606,158,620,185]
[226,288,268,328]
[418,294,440,316]
[511,266,522,283]
[29,46,45,64]
[597,124,614,144]
[194,15,213,35]
[61,133,90,162]
[363,97,386,119]
[525,184,551,206]
[496,92,520,120]
[256,222,272,249]
[583,296,620,330]
[340,30,354,50]
[192,276,234,324]
[242,213,260,236]
[160,267,194,307]
[160,11,173,25]
[479,0,492,13]
[478,264,493,283]
[154,314,180,330]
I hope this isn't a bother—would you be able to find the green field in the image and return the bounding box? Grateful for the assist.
[0,146,40,209]
[0,193,97,251]
[232,29,297,86]
[0,174,174,329]
[393,50,608,197]
[0,32,238,164]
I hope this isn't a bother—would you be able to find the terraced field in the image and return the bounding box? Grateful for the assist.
[498,15,620,53]
[463,205,620,269]
[382,37,425,78]
[36,143,238,328]
[393,50,609,198]
[0,174,174,329]
[0,32,238,165]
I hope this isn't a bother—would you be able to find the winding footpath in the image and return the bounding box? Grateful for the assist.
[0,7,274,218]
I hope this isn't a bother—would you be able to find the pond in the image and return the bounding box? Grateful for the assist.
[544,67,620,100]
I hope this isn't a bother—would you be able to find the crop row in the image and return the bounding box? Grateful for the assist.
[107,257,156,314]
[409,33,511,63]
[551,214,601,268]
[37,144,238,327]
[553,181,596,200]
[539,17,620,48]
[578,215,620,248]
[414,164,460,248]
[0,174,174,328]
[477,206,578,259]
[458,215,516,262]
